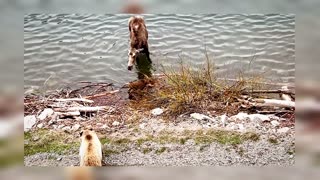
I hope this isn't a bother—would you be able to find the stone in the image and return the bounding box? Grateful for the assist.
[58,124,65,129]
[219,114,227,127]
[278,127,290,133]
[190,113,214,121]
[248,114,270,122]
[101,124,109,129]
[233,112,250,120]
[72,124,81,131]
[38,108,54,121]
[238,124,245,131]
[57,157,62,161]
[139,123,146,129]
[151,108,164,116]
[271,120,280,127]
[62,126,71,132]
[24,115,36,132]
[112,121,120,126]
[37,123,43,128]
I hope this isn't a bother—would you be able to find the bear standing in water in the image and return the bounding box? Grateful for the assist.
[127,16,152,73]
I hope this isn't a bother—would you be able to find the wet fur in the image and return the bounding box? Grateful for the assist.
[128,16,151,69]
[79,129,102,166]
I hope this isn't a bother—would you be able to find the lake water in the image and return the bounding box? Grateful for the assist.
[24,14,295,92]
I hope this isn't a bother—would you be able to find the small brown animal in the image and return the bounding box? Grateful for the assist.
[128,15,151,71]
[79,129,102,166]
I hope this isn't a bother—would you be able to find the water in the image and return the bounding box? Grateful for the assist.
[24,14,295,92]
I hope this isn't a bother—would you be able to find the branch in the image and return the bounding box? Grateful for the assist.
[54,98,94,103]
[54,106,108,113]
[84,90,119,99]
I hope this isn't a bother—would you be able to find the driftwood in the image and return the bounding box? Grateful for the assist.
[56,111,81,116]
[217,78,295,88]
[54,98,94,103]
[242,89,295,95]
[54,106,108,113]
[84,90,119,99]
[253,99,295,108]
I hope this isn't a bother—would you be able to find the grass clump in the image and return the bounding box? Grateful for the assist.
[268,137,278,144]
[142,148,153,154]
[151,52,265,117]
[155,147,167,154]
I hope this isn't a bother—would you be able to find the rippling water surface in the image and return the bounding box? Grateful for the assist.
[24,14,295,92]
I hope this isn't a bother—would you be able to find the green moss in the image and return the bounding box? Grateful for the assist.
[186,129,260,145]
[268,138,278,144]
[114,138,131,145]
[142,148,153,154]
[136,135,154,146]
[237,147,245,156]
[104,149,120,156]
[179,138,188,145]
[155,147,167,154]
[24,129,79,156]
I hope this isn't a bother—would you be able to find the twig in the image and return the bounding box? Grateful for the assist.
[84,90,119,99]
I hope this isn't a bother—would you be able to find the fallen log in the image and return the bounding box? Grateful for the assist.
[54,98,94,103]
[253,99,295,108]
[84,90,119,99]
[242,89,295,95]
[54,106,108,113]
[56,111,81,116]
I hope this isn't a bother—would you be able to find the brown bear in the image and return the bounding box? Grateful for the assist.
[127,15,151,71]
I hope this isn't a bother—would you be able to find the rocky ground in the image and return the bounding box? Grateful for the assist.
[24,108,295,166]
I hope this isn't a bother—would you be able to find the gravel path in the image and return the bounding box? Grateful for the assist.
[24,134,294,166]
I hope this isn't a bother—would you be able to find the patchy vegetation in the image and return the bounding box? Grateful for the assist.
[129,53,267,118]
[24,129,260,156]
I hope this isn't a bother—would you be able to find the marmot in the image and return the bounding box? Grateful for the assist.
[79,129,102,166]
[128,15,151,71]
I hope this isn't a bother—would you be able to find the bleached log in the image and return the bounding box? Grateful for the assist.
[54,106,108,113]
[253,99,295,108]
[54,98,94,103]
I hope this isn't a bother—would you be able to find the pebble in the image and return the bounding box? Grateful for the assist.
[72,124,81,131]
[58,124,65,129]
[271,120,280,127]
[139,123,146,129]
[24,115,36,132]
[151,108,164,116]
[37,123,43,129]
[101,124,109,129]
[238,124,245,131]
[62,126,71,131]
[57,157,62,161]
[112,121,120,126]
[278,127,290,133]
[220,114,227,127]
